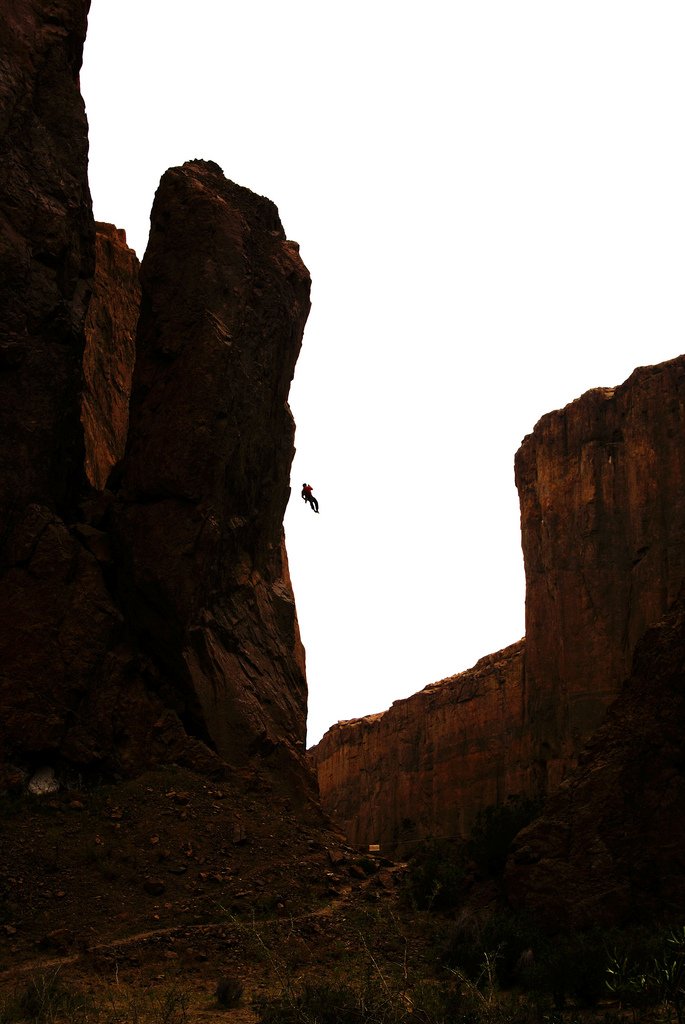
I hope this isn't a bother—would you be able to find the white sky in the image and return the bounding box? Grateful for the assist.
[81,1,685,745]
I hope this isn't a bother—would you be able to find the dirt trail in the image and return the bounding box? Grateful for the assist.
[0,878,374,981]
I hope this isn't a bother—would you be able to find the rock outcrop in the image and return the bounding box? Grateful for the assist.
[0,0,93,529]
[0,0,103,767]
[82,223,140,490]
[506,594,685,930]
[312,357,685,855]
[114,159,312,770]
[515,357,685,790]
[0,1,313,795]
[313,641,525,848]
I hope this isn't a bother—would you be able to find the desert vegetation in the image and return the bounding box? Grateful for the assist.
[4,789,684,1023]
[2,882,684,1023]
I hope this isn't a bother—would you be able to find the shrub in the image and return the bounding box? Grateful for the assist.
[255,977,467,1024]
[7,970,91,1024]
[606,924,685,1022]
[442,910,547,990]
[468,796,541,878]
[215,976,244,1009]
[442,910,638,1007]
[404,839,467,912]
[538,930,611,1008]
[255,980,377,1024]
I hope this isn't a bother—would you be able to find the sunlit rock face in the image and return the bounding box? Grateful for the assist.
[113,159,313,774]
[312,641,526,850]
[312,356,685,853]
[515,356,685,790]
[82,223,140,490]
[506,595,685,930]
[0,1,314,794]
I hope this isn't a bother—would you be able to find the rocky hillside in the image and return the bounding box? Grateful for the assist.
[0,0,313,798]
[312,357,685,853]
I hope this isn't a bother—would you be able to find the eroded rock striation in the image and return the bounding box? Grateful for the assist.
[114,159,312,771]
[314,642,526,848]
[0,1,313,794]
[313,357,685,858]
[82,223,140,490]
[515,357,685,791]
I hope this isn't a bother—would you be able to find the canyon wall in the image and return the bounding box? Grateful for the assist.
[314,641,526,848]
[506,593,685,930]
[0,0,93,529]
[312,357,685,849]
[515,358,685,790]
[0,0,103,766]
[0,0,314,797]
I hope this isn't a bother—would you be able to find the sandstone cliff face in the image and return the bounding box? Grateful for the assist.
[114,159,312,769]
[313,642,526,848]
[0,2,313,794]
[506,594,685,930]
[313,356,685,854]
[82,223,140,490]
[515,357,685,790]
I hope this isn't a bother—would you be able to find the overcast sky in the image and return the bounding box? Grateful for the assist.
[81,1,685,745]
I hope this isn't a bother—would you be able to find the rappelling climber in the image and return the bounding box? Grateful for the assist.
[301,483,319,513]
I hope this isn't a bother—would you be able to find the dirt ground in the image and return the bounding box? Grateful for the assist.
[0,764,433,1022]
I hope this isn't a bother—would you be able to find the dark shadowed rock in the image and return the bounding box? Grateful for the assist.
[0,503,120,759]
[0,0,99,770]
[0,4,314,793]
[0,0,93,527]
[506,594,685,930]
[113,160,312,779]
